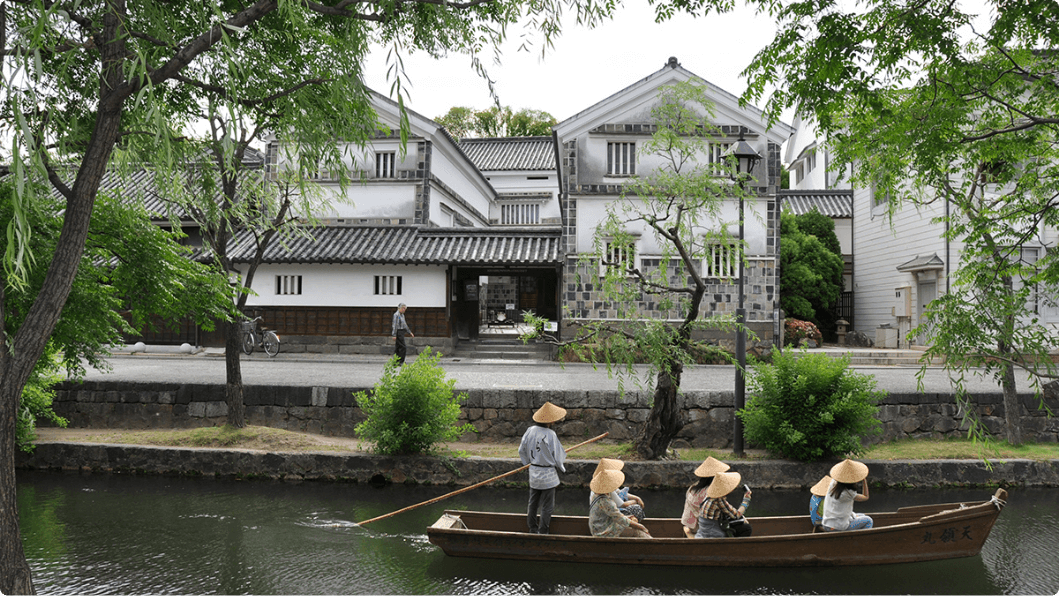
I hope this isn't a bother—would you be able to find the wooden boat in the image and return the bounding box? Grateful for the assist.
[427,488,1007,567]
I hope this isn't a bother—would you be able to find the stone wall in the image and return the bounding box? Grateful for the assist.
[16,442,1059,489]
[48,380,1059,447]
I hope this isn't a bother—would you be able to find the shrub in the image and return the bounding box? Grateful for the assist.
[738,350,884,461]
[354,348,475,455]
[784,318,822,347]
[18,352,68,453]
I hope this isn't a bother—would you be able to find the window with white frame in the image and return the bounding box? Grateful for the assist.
[276,275,302,295]
[376,151,396,178]
[374,275,402,295]
[708,141,733,175]
[703,243,739,279]
[500,202,540,225]
[607,142,636,176]
[600,241,637,277]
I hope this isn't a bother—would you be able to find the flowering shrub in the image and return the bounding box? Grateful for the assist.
[784,318,822,347]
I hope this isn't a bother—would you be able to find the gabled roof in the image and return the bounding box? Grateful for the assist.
[227,225,563,266]
[897,253,945,272]
[555,57,793,145]
[458,137,555,171]
[779,189,853,218]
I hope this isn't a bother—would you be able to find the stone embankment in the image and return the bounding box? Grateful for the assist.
[47,379,1059,447]
[17,441,1059,489]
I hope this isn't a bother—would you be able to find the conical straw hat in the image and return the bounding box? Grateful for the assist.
[593,458,624,478]
[694,456,730,478]
[533,401,567,424]
[590,469,625,495]
[810,475,832,497]
[830,459,869,484]
[706,471,742,499]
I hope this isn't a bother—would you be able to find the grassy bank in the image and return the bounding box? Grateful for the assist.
[33,426,1059,462]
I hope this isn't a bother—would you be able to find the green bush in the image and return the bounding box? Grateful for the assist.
[354,348,475,455]
[18,352,68,453]
[738,350,884,461]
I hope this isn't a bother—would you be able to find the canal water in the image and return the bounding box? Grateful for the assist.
[17,470,1059,595]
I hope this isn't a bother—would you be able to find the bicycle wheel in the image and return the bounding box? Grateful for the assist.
[242,331,255,355]
[263,331,280,357]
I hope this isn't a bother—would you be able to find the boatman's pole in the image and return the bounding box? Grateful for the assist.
[355,432,609,527]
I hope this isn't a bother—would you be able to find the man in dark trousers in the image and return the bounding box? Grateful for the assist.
[518,402,567,534]
[391,303,414,365]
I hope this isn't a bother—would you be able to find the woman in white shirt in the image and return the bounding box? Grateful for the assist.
[820,459,873,531]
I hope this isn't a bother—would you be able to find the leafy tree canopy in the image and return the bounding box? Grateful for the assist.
[779,213,843,328]
[436,105,558,139]
[743,0,1059,445]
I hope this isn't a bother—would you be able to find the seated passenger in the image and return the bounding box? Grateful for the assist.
[588,458,646,522]
[820,459,873,531]
[682,457,730,538]
[696,471,752,538]
[588,469,650,538]
[809,475,832,528]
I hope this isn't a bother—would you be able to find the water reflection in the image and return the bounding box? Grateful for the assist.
[17,471,1058,595]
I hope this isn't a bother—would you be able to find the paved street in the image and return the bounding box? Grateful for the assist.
[78,347,1030,396]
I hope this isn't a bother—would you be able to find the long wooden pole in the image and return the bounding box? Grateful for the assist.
[356,432,609,527]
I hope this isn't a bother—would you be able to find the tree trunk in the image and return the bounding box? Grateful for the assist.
[635,360,685,459]
[1,367,36,595]
[224,319,246,427]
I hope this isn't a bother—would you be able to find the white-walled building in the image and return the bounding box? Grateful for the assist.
[136,60,796,352]
[553,57,792,345]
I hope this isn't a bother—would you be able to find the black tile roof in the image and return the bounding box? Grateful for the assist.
[458,137,555,171]
[779,189,853,218]
[228,226,563,266]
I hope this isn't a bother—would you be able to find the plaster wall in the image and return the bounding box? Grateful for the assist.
[239,263,448,308]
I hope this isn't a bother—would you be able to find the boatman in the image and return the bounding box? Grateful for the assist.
[518,401,567,534]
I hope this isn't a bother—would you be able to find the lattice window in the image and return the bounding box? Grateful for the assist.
[376,152,396,178]
[708,141,733,175]
[600,241,636,277]
[374,275,403,295]
[276,275,303,295]
[607,142,636,176]
[500,203,540,225]
[703,243,739,279]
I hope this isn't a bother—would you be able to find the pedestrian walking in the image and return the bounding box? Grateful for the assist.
[391,303,414,365]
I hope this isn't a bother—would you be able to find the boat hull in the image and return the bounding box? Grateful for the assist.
[427,489,1006,567]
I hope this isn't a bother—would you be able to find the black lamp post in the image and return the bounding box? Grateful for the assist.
[722,131,761,456]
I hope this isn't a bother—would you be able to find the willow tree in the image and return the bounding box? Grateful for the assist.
[527,81,749,459]
[743,0,1059,445]
[0,0,707,591]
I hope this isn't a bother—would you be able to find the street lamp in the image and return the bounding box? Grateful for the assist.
[722,131,761,456]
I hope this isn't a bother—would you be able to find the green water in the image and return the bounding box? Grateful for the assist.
[17,470,1059,594]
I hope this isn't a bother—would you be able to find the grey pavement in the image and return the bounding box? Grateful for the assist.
[77,346,1028,396]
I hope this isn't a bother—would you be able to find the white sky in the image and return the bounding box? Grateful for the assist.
[362,2,784,125]
[362,0,996,152]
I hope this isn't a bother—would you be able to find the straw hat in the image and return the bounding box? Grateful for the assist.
[810,475,833,497]
[694,456,730,478]
[590,469,625,495]
[706,471,742,499]
[830,459,869,484]
[593,458,624,478]
[532,401,567,424]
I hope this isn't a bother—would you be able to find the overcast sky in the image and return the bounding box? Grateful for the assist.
[362,2,784,125]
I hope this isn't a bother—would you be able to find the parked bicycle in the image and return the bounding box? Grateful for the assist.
[241,316,281,357]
